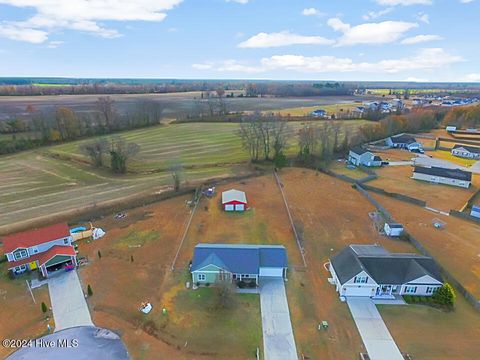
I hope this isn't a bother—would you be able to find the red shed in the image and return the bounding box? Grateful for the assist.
[221,189,247,211]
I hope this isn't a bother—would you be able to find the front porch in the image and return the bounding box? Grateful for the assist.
[373,284,400,299]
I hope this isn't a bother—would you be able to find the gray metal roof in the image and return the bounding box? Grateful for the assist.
[331,245,442,285]
[390,134,417,144]
[414,166,472,181]
[386,223,404,229]
[221,189,247,204]
[452,144,480,154]
[191,243,287,274]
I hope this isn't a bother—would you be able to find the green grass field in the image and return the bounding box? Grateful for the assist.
[0,120,371,232]
[265,103,359,117]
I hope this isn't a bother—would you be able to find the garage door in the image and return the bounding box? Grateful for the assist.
[343,286,373,297]
[235,204,245,211]
[225,204,234,211]
[259,267,283,277]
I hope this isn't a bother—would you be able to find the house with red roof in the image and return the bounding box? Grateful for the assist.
[1,223,76,278]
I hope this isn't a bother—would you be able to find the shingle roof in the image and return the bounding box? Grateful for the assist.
[330,245,442,285]
[373,156,382,161]
[7,245,75,269]
[191,244,287,274]
[221,189,247,204]
[386,223,403,229]
[390,134,416,144]
[414,166,472,182]
[2,223,71,253]
[452,144,480,154]
[350,147,370,156]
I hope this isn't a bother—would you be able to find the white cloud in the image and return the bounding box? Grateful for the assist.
[47,40,64,48]
[376,0,433,5]
[238,31,334,48]
[0,0,183,43]
[327,18,418,45]
[302,8,325,16]
[460,0,474,3]
[225,0,249,3]
[363,7,394,20]
[401,34,443,44]
[464,73,480,81]
[416,13,430,23]
[404,76,429,82]
[193,48,462,75]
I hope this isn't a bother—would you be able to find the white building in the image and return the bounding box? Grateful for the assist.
[329,245,443,298]
[348,147,382,167]
[412,166,472,188]
[451,145,480,160]
[386,134,423,151]
[471,205,480,219]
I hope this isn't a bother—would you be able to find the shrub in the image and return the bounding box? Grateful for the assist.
[97,250,102,259]
[205,282,210,287]
[432,283,456,307]
[41,302,48,313]
[237,281,246,289]
[403,295,412,303]
[195,282,200,287]
[87,284,93,296]
[248,281,257,288]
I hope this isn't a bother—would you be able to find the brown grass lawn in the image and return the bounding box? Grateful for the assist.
[369,165,477,211]
[416,137,437,149]
[78,192,263,360]
[373,148,417,162]
[279,168,417,359]
[426,150,479,167]
[0,267,53,359]
[328,161,370,180]
[371,193,480,299]
[176,173,304,268]
[378,295,480,359]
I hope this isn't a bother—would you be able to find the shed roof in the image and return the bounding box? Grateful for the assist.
[191,244,287,274]
[413,166,472,182]
[389,134,416,144]
[386,223,404,229]
[2,223,71,253]
[330,244,442,285]
[221,189,247,204]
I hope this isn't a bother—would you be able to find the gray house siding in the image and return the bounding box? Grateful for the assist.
[412,172,471,188]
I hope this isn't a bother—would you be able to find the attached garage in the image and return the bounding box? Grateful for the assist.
[342,286,375,297]
[259,267,284,277]
[222,189,248,212]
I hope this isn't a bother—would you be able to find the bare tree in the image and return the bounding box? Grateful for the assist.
[96,96,117,130]
[79,138,109,167]
[109,136,140,174]
[237,114,262,161]
[170,162,183,191]
[298,123,319,162]
[216,276,236,309]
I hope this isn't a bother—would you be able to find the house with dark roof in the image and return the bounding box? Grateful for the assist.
[190,244,288,286]
[1,223,76,277]
[451,144,480,160]
[384,223,404,237]
[310,109,328,118]
[348,147,382,167]
[470,205,480,219]
[386,134,422,151]
[222,189,247,212]
[329,245,443,298]
[412,166,472,188]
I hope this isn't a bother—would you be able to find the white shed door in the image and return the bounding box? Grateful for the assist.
[259,267,283,277]
[235,204,245,211]
[225,204,234,211]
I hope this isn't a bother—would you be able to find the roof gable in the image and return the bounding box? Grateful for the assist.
[2,224,70,254]
[452,144,480,154]
[414,166,472,181]
[222,189,247,204]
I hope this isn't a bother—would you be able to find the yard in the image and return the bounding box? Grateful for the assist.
[370,193,480,299]
[328,161,371,180]
[369,165,477,211]
[0,264,53,359]
[426,150,478,167]
[265,103,360,117]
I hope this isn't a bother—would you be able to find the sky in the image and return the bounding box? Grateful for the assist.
[0,0,479,82]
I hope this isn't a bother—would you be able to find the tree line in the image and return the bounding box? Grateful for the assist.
[0,97,163,155]
[441,104,480,128]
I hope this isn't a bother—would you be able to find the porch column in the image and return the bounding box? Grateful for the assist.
[72,255,77,267]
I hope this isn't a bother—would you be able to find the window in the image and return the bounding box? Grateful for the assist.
[426,286,438,294]
[197,274,206,281]
[354,276,367,284]
[63,238,69,244]
[13,249,28,261]
[405,286,417,294]
[243,274,250,278]
[14,265,27,273]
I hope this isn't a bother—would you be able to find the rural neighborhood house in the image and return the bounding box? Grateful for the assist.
[190,244,288,285]
[412,166,472,188]
[329,244,443,298]
[471,205,480,219]
[2,223,76,277]
[348,147,382,167]
[221,189,247,211]
[386,134,422,151]
[451,144,480,160]
[384,223,404,237]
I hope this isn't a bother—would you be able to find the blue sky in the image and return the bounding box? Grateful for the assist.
[0,0,478,81]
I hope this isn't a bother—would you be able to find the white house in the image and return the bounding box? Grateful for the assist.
[2,223,76,278]
[446,126,457,133]
[471,205,480,219]
[412,166,472,188]
[386,134,422,151]
[329,244,443,298]
[384,223,404,237]
[451,145,480,160]
[348,147,382,167]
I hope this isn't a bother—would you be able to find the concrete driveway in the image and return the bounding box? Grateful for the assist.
[48,270,94,331]
[414,156,479,173]
[347,298,403,360]
[259,278,298,360]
